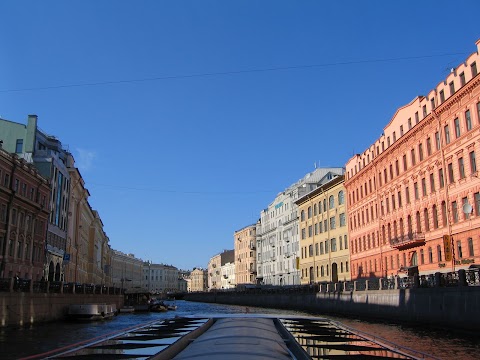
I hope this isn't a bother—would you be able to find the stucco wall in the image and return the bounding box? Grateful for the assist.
[185,287,480,332]
[0,293,124,328]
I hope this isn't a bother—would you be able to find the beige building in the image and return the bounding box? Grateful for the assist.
[86,210,111,285]
[208,253,222,290]
[296,175,350,284]
[189,268,207,292]
[143,262,180,293]
[234,224,257,285]
[111,251,144,290]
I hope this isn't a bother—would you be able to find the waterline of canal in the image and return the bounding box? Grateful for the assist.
[0,301,478,360]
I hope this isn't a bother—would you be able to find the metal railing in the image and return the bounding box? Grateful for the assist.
[0,278,124,295]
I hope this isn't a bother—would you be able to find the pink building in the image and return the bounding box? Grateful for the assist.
[345,40,480,279]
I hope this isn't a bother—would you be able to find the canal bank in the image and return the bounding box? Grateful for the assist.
[184,285,480,332]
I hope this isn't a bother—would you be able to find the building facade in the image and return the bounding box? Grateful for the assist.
[296,175,351,284]
[207,253,222,290]
[220,249,235,289]
[0,115,72,281]
[189,268,207,292]
[234,224,257,285]
[345,40,480,278]
[256,167,345,286]
[0,147,50,280]
[111,251,144,290]
[143,262,180,293]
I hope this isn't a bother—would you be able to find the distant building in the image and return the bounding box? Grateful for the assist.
[189,268,207,292]
[207,253,222,290]
[220,249,235,289]
[0,146,50,280]
[296,175,350,284]
[256,167,345,286]
[111,251,144,290]
[345,40,480,278]
[143,262,180,293]
[234,224,257,285]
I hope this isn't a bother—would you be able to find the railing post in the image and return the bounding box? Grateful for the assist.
[378,278,382,290]
[413,274,420,289]
[458,269,467,286]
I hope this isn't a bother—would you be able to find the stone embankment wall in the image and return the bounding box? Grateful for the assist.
[185,287,480,332]
[0,292,124,328]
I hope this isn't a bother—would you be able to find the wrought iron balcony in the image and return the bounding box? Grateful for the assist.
[390,232,426,250]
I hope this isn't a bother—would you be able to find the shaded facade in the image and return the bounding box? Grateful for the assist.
[0,115,71,281]
[234,224,257,285]
[0,147,50,280]
[296,175,350,284]
[143,262,180,293]
[345,40,480,278]
[111,251,144,290]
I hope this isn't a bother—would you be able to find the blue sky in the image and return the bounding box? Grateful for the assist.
[1,1,479,270]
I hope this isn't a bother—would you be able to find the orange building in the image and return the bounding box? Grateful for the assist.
[345,40,480,279]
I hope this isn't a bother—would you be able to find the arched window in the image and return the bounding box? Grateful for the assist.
[338,190,345,205]
[433,205,439,228]
[307,206,312,219]
[329,195,335,209]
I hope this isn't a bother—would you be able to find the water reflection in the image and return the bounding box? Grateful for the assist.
[0,301,477,360]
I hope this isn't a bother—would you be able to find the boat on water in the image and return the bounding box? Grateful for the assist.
[67,303,117,321]
[33,315,440,359]
[118,305,135,313]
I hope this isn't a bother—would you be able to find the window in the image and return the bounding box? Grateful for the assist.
[454,118,461,138]
[415,112,419,124]
[331,238,337,252]
[426,137,432,156]
[457,240,463,259]
[476,192,480,216]
[448,163,454,183]
[301,228,306,240]
[449,81,455,95]
[411,149,416,166]
[422,178,427,196]
[468,238,474,257]
[444,125,450,144]
[400,125,404,136]
[433,205,439,229]
[460,72,465,86]
[307,206,312,219]
[437,245,442,262]
[428,247,433,263]
[339,213,346,227]
[414,182,419,200]
[408,118,412,129]
[329,216,336,229]
[398,191,402,208]
[405,186,410,204]
[458,157,465,179]
[452,201,458,223]
[435,131,440,150]
[466,110,472,131]
[329,195,334,209]
[470,151,477,174]
[338,190,344,205]
[393,131,396,142]
[300,210,305,221]
[430,98,435,110]
[419,143,424,161]
[472,62,478,77]
[439,168,445,188]
[420,249,424,265]
[308,225,312,237]
[15,139,23,153]
[403,154,407,171]
[430,173,435,193]
[440,90,445,103]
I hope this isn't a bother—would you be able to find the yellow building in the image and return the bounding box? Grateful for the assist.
[234,224,257,285]
[296,175,350,284]
[190,268,207,292]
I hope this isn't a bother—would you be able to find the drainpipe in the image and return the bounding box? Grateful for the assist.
[432,109,455,272]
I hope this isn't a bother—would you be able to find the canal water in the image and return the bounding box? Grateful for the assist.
[0,300,478,359]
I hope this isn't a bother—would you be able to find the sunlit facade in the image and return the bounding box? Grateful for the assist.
[345,40,480,278]
[234,224,257,285]
[296,176,350,284]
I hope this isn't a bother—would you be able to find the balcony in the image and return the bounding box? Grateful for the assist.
[390,232,426,250]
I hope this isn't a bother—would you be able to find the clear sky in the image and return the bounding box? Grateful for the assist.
[1,1,479,270]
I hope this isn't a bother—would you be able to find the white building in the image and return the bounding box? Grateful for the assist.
[256,167,345,286]
[143,262,180,293]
